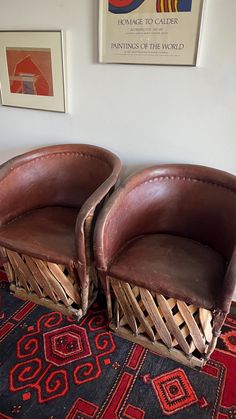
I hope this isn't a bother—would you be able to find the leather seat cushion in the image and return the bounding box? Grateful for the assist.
[108,234,226,310]
[0,207,78,265]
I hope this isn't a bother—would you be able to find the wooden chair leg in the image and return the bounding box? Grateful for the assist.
[204,310,227,361]
[105,276,113,319]
[81,284,89,314]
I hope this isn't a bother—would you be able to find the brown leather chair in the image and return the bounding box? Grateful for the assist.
[94,164,236,368]
[0,144,121,319]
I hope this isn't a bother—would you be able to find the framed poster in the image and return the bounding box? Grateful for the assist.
[99,0,204,65]
[0,31,66,112]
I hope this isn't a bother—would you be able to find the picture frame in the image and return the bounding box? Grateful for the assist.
[99,0,204,66]
[0,30,66,112]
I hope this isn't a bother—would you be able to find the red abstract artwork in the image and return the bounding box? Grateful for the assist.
[6,48,53,96]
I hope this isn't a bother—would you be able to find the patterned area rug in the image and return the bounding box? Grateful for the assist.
[0,265,235,419]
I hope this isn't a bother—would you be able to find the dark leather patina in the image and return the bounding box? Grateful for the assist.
[94,164,236,313]
[0,144,121,287]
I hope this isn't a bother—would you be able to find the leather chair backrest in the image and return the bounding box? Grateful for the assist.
[95,164,236,269]
[0,144,117,226]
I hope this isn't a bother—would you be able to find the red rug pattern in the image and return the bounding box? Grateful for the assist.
[0,265,235,418]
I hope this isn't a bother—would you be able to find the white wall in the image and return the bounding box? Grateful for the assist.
[0,0,235,176]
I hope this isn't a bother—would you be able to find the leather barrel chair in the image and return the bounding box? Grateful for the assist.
[0,144,121,319]
[94,164,236,368]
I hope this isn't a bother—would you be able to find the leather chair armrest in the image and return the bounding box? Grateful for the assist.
[76,174,120,261]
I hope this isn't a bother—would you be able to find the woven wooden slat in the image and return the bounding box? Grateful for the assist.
[171,326,196,354]
[156,294,191,354]
[140,288,172,348]
[171,304,198,353]
[6,249,32,293]
[33,259,72,306]
[119,313,129,327]
[113,284,139,328]
[109,278,214,367]
[20,255,45,298]
[41,262,70,305]
[135,306,153,334]
[199,308,213,343]
[121,282,155,342]
[166,298,178,310]
[138,292,186,334]
[24,255,57,302]
[47,262,81,305]
[1,247,96,319]
[121,287,157,337]
[158,302,198,353]
[115,283,194,350]
[177,301,206,353]
[132,286,140,298]
[111,278,138,334]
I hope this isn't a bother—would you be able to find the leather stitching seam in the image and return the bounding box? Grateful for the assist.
[132,176,236,195]
[0,152,112,185]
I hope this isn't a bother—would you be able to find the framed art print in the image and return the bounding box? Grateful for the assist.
[0,31,66,112]
[99,0,204,65]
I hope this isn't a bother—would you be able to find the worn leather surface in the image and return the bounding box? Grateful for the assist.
[0,144,121,285]
[109,234,226,310]
[0,207,78,265]
[94,164,236,312]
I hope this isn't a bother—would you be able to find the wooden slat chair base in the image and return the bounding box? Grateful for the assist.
[109,277,216,369]
[1,247,98,320]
